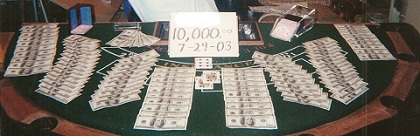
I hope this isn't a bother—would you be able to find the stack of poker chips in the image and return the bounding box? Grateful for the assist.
[222,68,278,129]
[36,35,101,104]
[334,24,395,61]
[89,50,160,111]
[4,23,59,77]
[106,29,160,47]
[252,51,332,110]
[303,37,369,105]
[134,67,195,131]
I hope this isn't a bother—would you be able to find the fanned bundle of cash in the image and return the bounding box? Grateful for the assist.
[134,67,196,131]
[303,37,369,105]
[89,50,160,111]
[335,24,395,61]
[36,35,101,104]
[222,68,278,129]
[4,23,59,77]
[252,51,332,110]
[106,29,160,47]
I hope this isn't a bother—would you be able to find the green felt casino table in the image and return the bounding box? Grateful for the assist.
[1,22,419,136]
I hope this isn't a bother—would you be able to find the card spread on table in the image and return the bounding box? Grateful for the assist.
[134,67,195,131]
[334,24,396,61]
[252,51,332,110]
[194,57,213,69]
[194,70,221,90]
[35,35,100,104]
[221,68,278,129]
[89,50,160,111]
[4,23,59,77]
[302,37,369,105]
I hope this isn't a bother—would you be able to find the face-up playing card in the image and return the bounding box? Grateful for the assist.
[195,76,214,89]
[202,70,221,83]
[195,58,212,69]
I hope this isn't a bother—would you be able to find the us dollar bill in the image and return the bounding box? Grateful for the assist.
[225,102,274,109]
[226,115,277,129]
[134,116,188,130]
[225,108,274,116]
[140,103,191,112]
[138,110,190,117]
[147,86,192,93]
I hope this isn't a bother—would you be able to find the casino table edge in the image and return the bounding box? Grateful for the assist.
[0,23,419,136]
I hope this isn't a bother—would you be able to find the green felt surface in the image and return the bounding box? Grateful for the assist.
[4,23,397,135]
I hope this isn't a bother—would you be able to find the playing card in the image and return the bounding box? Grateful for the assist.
[195,76,214,90]
[202,70,221,83]
[195,58,213,69]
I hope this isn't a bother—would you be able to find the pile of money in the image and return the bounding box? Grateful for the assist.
[335,24,395,61]
[303,37,369,105]
[134,67,195,131]
[222,68,278,129]
[252,51,332,110]
[36,35,101,104]
[4,23,59,77]
[89,50,160,111]
[106,29,160,47]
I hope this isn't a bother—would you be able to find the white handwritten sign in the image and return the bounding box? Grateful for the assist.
[168,12,239,58]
